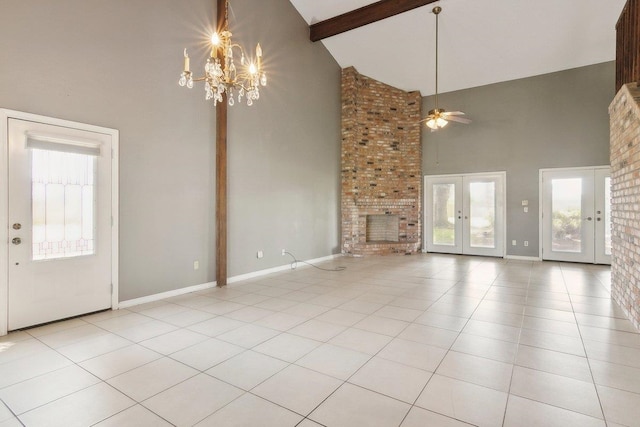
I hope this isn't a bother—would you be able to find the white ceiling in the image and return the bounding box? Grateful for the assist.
[289,0,627,96]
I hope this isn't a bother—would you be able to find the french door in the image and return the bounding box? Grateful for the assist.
[540,167,611,264]
[1,111,118,334]
[425,172,505,257]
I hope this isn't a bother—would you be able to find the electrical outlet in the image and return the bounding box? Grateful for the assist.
[512,240,517,246]
[257,250,264,259]
[524,241,529,247]
[281,249,286,256]
[193,260,199,270]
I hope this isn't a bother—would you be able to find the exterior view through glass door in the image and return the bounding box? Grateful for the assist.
[425,172,505,257]
[541,167,611,264]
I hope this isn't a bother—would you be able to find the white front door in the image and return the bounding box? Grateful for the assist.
[4,116,116,331]
[425,172,505,257]
[541,167,611,264]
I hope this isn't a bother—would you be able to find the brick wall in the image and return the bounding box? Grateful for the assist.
[610,83,640,330]
[341,67,422,255]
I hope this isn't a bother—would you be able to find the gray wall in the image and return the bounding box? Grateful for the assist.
[226,0,342,276]
[0,0,341,300]
[422,62,614,257]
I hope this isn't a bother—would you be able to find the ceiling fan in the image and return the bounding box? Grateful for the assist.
[421,6,471,131]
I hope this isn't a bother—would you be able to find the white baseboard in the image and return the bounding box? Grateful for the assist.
[504,255,541,262]
[118,254,342,309]
[118,281,217,308]
[228,254,340,284]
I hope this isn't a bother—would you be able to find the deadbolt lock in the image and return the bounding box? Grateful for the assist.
[12,223,21,230]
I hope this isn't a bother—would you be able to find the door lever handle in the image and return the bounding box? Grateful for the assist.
[585,217,593,221]
[12,237,21,245]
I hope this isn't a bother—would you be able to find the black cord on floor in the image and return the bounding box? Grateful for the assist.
[284,251,346,272]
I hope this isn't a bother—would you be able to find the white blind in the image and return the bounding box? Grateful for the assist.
[26,132,101,156]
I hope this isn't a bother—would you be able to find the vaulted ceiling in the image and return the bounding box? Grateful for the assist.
[289,0,628,96]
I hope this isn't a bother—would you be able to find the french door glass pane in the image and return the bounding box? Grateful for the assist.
[32,149,96,260]
[552,178,582,253]
[432,183,455,246]
[604,176,611,256]
[469,182,495,248]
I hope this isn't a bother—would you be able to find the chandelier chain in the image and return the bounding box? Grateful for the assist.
[224,0,229,31]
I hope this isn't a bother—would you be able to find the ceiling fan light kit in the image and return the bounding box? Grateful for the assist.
[426,108,448,129]
[421,6,471,131]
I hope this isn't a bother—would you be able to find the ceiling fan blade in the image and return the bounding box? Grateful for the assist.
[442,111,466,116]
[446,116,472,124]
[419,116,438,123]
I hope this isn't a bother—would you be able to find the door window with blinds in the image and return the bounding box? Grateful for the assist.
[27,134,100,260]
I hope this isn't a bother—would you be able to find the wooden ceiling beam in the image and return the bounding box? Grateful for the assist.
[310,0,438,42]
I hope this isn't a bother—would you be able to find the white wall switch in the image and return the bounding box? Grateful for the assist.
[257,250,264,259]
[524,241,529,247]
[193,260,199,270]
[512,240,517,246]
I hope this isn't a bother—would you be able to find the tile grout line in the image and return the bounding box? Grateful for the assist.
[559,264,610,426]
[501,263,532,426]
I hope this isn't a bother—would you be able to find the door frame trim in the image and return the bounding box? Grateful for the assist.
[538,165,610,262]
[0,109,119,336]
[423,171,507,257]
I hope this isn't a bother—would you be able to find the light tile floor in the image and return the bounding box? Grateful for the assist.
[0,254,638,426]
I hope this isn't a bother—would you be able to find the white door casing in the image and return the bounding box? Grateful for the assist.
[0,110,119,335]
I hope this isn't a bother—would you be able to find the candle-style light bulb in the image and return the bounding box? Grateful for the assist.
[249,63,257,75]
[183,48,190,72]
[256,43,262,58]
[211,33,221,58]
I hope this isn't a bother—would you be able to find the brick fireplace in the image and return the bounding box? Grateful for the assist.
[610,82,640,331]
[341,67,422,256]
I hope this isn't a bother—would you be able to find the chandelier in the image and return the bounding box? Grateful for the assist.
[178,0,267,106]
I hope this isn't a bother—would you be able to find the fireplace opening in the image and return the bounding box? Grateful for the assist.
[366,215,399,242]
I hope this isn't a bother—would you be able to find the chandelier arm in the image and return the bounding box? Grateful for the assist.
[229,44,246,55]
[235,83,256,92]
